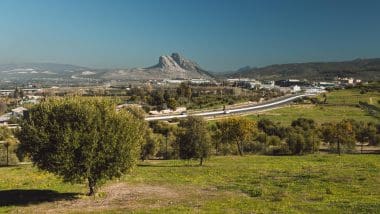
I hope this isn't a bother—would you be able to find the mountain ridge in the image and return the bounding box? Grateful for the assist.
[0,53,214,81]
[228,58,380,80]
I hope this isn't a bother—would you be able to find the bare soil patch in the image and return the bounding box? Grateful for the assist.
[15,183,238,213]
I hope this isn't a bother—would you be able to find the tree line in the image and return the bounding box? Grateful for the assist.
[127,82,284,112]
[144,116,380,161]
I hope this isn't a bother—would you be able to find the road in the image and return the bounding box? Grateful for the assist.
[145,93,316,121]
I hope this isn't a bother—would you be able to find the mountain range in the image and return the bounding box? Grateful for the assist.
[0,53,213,82]
[229,58,380,81]
[1,55,380,82]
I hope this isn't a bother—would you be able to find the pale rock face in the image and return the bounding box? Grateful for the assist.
[170,53,200,71]
[104,53,213,80]
[155,55,187,73]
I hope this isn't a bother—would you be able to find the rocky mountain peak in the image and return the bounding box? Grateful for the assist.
[156,55,186,72]
[170,53,200,71]
[103,53,213,80]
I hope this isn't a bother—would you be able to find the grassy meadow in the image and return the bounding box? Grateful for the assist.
[246,88,380,125]
[1,154,380,213]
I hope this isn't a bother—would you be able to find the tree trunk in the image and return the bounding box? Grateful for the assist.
[88,177,96,196]
[361,142,363,154]
[236,141,243,156]
[165,135,168,160]
[200,157,203,166]
[6,145,9,166]
[337,140,341,156]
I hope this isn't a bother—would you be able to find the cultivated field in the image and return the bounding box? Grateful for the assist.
[1,155,380,213]
[246,88,380,125]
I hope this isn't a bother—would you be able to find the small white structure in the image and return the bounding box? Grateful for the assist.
[0,113,11,125]
[149,107,187,115]
[164,79,184,84]
[260,80,275,89]
[190,79,210,84]
[11,107,27,117]
[291,85,301,93]
[116,104,142,111]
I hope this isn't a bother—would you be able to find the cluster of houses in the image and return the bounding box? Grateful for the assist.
[163,78,211,84]
[226,77,363,94]
[227,78,303,93]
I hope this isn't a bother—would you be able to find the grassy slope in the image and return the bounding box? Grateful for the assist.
[246,88,380,125]
[1,155,380,213]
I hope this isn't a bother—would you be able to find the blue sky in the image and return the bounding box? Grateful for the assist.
[0,0,380,71]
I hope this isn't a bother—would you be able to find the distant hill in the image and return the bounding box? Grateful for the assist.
[0,53,213,82]
[100,53,213,80]
[0,63,94,81]
[228,58,380,81]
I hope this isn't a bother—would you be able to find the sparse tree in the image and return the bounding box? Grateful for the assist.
[167,98,178,111]
[321,120,356,155]
[17,97,146,196]
[141,129,158,161]
[177,116,211,165]
[216,117,256,156]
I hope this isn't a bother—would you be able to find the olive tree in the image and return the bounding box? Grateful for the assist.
[216,117,256,156]
[17,97,146,195]
[177,116,211,165]
[321,120,356,155]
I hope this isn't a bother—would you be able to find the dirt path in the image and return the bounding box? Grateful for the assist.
[15,183,244,213]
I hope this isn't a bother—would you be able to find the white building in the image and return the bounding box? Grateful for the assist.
[291,85,301,93]
[11,107,27,117]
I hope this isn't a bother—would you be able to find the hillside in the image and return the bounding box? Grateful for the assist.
[229,58,380,80]
[0,63,91,80]
[100,53,213,80]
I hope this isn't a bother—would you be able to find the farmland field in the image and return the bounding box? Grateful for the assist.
[246,88,380,125]
[1,154,380,213]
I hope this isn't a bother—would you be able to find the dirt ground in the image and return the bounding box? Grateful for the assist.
[15,183,242,213]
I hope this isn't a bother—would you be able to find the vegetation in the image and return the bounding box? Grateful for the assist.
[214,117,256,156]
[230,58,380,80]
[0,84,379,212]
[17,97,146,195]
[129,82,284,112]
[1,155,380,213]
[0,126,18,166]
[177,116,211,165]
[247,87,380,124]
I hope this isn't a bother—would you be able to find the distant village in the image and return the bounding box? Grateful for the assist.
[0,76,364,126]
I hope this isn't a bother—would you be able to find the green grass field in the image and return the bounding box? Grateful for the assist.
[246,88,380,125]
[1,155,380,213]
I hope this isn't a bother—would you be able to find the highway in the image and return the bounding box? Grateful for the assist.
[145,93,316,121]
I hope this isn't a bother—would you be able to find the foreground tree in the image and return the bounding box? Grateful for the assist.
[177,116,211,165]
[17,97,146,195]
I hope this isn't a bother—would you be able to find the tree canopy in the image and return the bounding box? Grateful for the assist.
[177,116,211,165]
[216,117,256,156]
[17,97,146,195]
